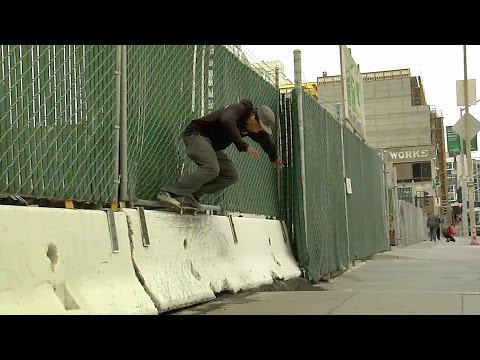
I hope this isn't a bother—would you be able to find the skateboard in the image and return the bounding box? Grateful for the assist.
[153,198,200,215]
[133,199,222,215]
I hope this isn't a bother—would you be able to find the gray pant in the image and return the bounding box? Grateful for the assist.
[429,226,438,241]
[164,134,239,200]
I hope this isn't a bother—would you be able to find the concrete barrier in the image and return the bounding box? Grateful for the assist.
[123,208,216,313]
[231,217,302,284]
[0,204,301,314]
[0,206,157,315]
[123,209,301,313]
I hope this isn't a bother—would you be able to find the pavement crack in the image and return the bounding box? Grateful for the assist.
[326,291,358,315]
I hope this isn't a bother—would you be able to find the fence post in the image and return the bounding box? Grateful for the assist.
[293,49,308,249]
[392,167,401,245]
[119,45,129,202]
[275,66,283,219]
[112,45,122,204]
[381,154,390,248]
[339,45,350,265]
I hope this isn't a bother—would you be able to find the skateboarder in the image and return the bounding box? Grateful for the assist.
[157,99,283,210]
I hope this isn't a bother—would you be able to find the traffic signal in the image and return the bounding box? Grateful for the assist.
[424,191,430,206]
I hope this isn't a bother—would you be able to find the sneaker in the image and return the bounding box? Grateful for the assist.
[192,193,203,203]
[157,191,180,206]
[177,196,201,211]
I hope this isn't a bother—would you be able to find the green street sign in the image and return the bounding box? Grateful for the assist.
[446,126,478,153]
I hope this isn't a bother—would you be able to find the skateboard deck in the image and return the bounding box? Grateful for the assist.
[133,199,222,215]
[153,199,200,215]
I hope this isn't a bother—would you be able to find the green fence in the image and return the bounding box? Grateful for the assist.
[1,45,389,282]
[0,45,118,202]
[125,45,280,216]
[283,89,388,281]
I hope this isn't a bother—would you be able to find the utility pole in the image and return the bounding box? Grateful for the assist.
[458,115,469,237]
[462,45,479,245]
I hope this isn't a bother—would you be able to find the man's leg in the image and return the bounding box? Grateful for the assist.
[430,227,437,242]
[160,135,220,206]
[192,151,239,201]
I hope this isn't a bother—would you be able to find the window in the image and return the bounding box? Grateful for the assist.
[412,162,431,181]
[393,161,432,183]
[394,163,413,182]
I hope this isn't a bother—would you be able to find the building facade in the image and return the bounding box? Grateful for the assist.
[316,68,447,214]
[251,60,292,86]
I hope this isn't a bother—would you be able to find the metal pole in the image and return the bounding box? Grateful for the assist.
[411,179,415,205]
[382,156,390,248]
[337,103,351,262]
[275,66,280,92]
[475,166,480,201]
[463,45,478,245]
[459,109,468,236]
[293,49,308,250]
[460,153,469,236]
[119,45,129,202]
[112,45,122,204]
[392,167,401,245]
[275,66,282,218]
[339,45,352,262]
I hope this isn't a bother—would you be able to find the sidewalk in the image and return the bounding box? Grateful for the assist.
[174,237,480,315]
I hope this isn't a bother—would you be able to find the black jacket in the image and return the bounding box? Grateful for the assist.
[184,100,278,161]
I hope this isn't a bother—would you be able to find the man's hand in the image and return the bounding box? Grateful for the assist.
[272,158,284,169]
[246,146,260,159]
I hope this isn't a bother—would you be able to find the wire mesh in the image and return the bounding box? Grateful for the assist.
[125,45,280,216]
[1,44,395,282]
[345,129,366,260]
[289,89,388,281]
[397,186,414,203]
[398,200,428,246]
[0,45,117,202]
[299,91,349,278]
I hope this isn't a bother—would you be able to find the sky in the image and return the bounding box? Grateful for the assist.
[241,45,480,156]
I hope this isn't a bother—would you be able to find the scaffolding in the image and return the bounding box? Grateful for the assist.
[431,108,449,215]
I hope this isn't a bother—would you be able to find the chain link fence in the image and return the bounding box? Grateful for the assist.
[279,93,295,254]
[397,200,428,246]
[2,45,395,283]
[353,141,388,259]
[286,89,388,281]
[0,45,118,202]
[397,186,414,203]
[125,45,280,216]
[125,45,195,205]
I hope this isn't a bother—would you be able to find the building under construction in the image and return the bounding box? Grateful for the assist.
[317,68,448,215]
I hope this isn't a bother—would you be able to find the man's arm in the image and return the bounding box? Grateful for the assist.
[218,105,249,152]
[248,131,278,162]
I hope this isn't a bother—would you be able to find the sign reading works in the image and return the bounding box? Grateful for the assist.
[385,145,435,163]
